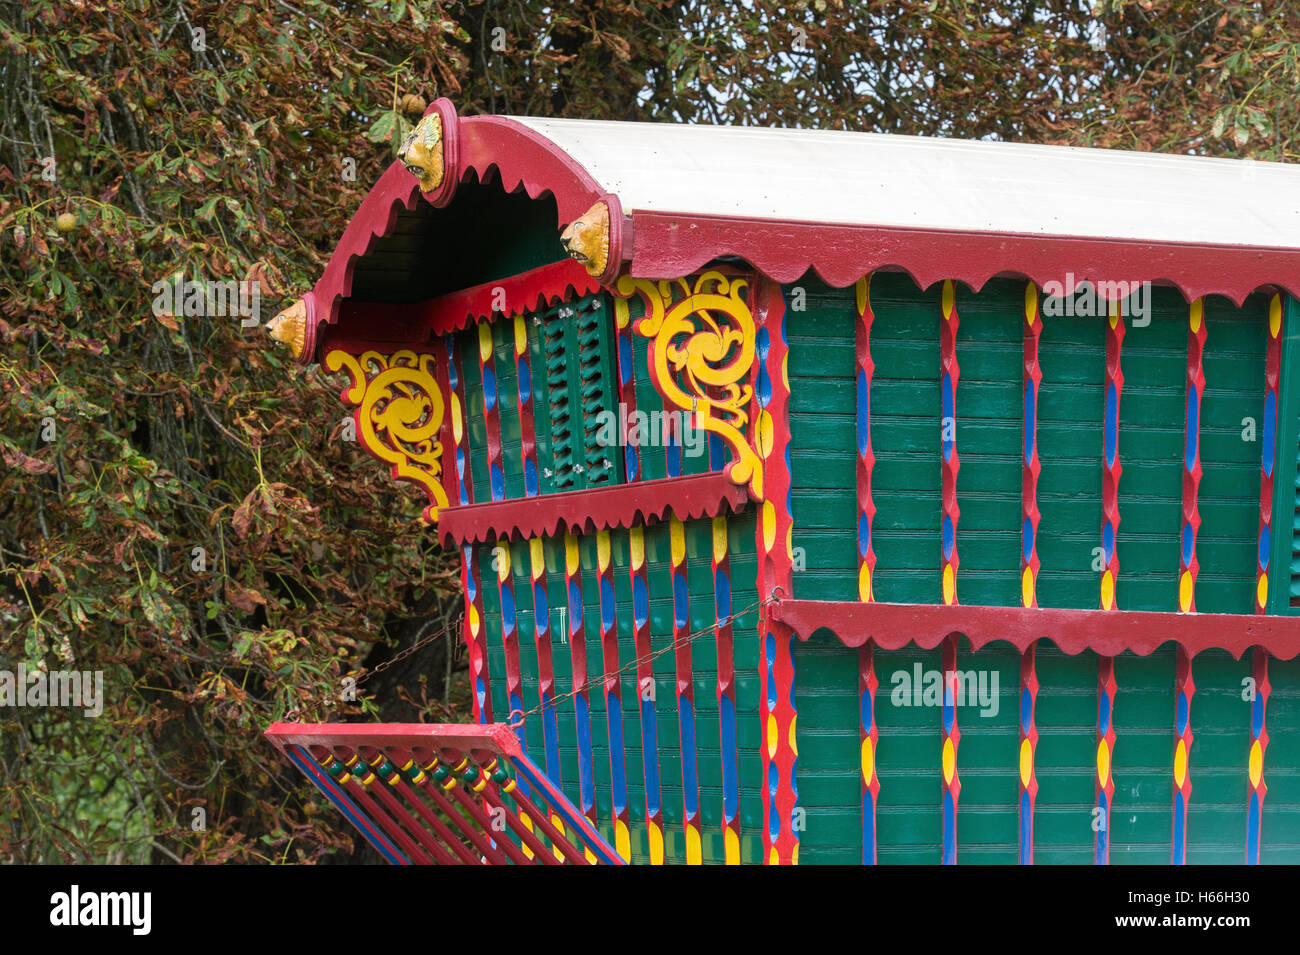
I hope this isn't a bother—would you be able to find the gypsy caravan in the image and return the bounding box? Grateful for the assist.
[265,100,1300,864]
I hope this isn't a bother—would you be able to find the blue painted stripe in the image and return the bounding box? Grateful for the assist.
[1104,382,1118,468]
[1184,386,1199,472]
[1023,382,1035,464]
[857,369,871,456]
[680,700,698,816]
[288,746,407,865]
[1263,390,1276,477]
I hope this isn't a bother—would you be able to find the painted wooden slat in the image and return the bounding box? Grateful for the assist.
[1181,300,1207,612]
[1247,647,1270,864]
[756,279,799,864]
[940,279,961,607]
[595,529,632,862]
[478,322,507,502]
[855,275,880,865]
[939,280,960,864]
[491,540,537,855]
[615,290,642,483]
[669,516,702,862]
[526,538,565,858]
[628,525,664,863]
[1096,655,1117,865]
[1171,299,1206,864]
[515,315,541,497]
[1172,646,1194,863]
[462,543,491,724]
[446,332,473,505]
[1258,294,1283,613]
[1020,282,1042,865]
[1019,644,1038,864]
[1095,300,1125,865]
[563,532,599,859]
[711,515,742,864]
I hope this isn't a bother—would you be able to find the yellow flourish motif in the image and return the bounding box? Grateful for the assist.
[614,271,762,499]
[324,349,450,523]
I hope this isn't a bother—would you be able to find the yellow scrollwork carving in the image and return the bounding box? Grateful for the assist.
[613,271,763,499]
[324,348,450,523]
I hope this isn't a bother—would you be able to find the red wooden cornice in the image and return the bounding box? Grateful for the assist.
[771,598,1300,660]
[436,472,749,546]
[630,213,1300,306]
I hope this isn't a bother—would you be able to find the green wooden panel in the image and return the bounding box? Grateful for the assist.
[1036,305,1105,609]
[1115,291,1185,612]
[953,639,1020,864]
[1109,648,1176,863]
[787,281,857,602]
[1198,294,1268,614]
[871,275,944,604]
[953,282,1022,609]
[1186,649,1252,863]
[1032,644,1098,863]
[875,644,943,862]
[792,632,861,863]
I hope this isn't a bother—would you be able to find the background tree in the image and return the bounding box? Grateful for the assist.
[1,0,1294,863]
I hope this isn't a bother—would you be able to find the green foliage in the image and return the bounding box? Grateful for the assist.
[0,0,1294,863]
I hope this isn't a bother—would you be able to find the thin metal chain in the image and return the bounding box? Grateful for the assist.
[357,613,465,687]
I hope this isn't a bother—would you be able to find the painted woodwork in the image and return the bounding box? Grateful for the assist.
[614,272,763,499]
[324,348,449,523]
[271,104,1300,866]
[753,279,798,865]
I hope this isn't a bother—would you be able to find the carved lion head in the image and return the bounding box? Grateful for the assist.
[560,201,611,277]
[266,298,307,360]
[397,113,444,193]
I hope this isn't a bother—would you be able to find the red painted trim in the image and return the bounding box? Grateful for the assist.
[630,212,1300,305]
[1172,646,1194,864]
[940,635,960,865]
[940,281,960,606]
[435,472,749,546]
[769,598,1300,660]
[265,721,524,759]
[1096,658,1117,865]
[422,260,602,335]
[459,116,607,226]
[1181,303,1206,612]
[752,277,798,865]
[1018,644,1038,865]
[1023,284,1042,608]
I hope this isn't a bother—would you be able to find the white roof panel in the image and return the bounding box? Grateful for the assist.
[510,116,1300,250]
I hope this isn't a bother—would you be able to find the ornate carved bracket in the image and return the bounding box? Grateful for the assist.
[613,271,764,499]
[324,348,450,523]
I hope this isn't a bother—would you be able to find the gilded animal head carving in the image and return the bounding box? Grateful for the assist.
[266,298,307,360]
[397,113,444,193]
[560,201,611,277]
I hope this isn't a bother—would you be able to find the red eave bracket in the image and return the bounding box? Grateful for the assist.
[437,472,750,547]
[771,598,1300,660]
